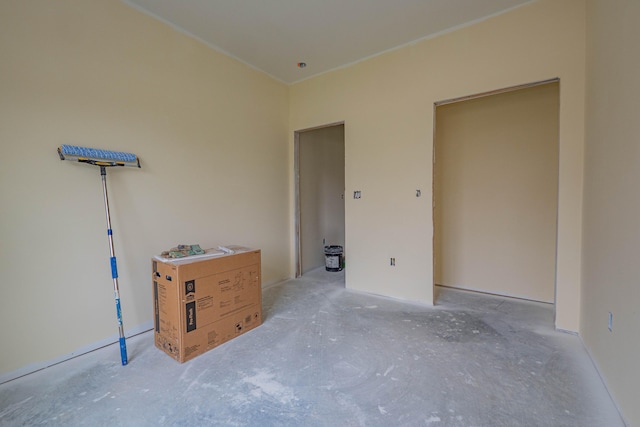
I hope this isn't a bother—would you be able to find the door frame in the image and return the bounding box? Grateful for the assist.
[294,121,345,277]
[432,78,560,309]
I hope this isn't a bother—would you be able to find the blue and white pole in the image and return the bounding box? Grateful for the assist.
[101,165,128,366]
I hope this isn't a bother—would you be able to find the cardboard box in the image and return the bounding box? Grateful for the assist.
[152,248,262,363]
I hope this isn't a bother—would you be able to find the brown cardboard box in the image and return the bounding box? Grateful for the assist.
[152,248,262,363]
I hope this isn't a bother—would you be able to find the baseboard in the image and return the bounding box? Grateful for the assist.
[579,336,630,427]
[262,276,292,290]
[555,327,579,336]
[0,321,153,385]
[435,283,554,305]
[1,280,291,385]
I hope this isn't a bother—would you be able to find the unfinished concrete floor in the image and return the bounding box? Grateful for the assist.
[0,268,625,426]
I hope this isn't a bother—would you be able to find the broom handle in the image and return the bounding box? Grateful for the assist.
[101,166,128,366]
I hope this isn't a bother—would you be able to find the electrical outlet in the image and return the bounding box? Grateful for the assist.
[354,190,362,199]
[608,312,613,332]
[390,258,395,266]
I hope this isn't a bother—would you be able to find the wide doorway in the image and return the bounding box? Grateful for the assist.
[433,81,560,303]
[295,123,345,277]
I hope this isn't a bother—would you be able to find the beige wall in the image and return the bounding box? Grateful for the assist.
[434,83,559,303]
[583,0,640,425]
[298,125,345,273]
[290,0,585,329]
[0,0,289,376]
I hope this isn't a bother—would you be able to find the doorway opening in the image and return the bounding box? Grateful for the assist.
[433,79,560,308]
[295,122,346,278]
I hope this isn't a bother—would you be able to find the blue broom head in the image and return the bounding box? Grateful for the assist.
[58,144,140,168]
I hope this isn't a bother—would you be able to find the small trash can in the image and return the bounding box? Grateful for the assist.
[324,245,343,272]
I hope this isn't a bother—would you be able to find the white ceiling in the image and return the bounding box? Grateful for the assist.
[124,0,533,84]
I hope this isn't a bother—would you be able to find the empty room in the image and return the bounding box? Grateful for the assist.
[1,0,638,426]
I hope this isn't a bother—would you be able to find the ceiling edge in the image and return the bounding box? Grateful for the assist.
[289,0,538,85]
[120,0,289,85]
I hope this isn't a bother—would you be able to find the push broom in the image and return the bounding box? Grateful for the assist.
[58,144,141,366]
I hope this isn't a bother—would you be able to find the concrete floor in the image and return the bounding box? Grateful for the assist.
[0,268,625,426]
